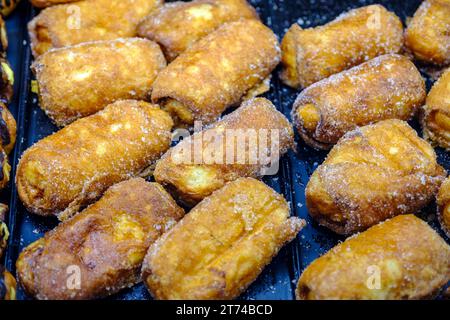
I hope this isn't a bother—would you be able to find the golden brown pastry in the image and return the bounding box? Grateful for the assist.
[137,0,259,61]
[280,5,403,89]
[306,119,446,235]
[293,54,426,149]
[28,0,162,57]
[32,38,166,126]
[0,58,13,103]
[0,148,10,190]
[297,215,450,300]
[154,98,294,206]
[0,103,16,154]
[30,0,77,8]
[421,68,450,150]
[0,204,8,259]
[0,266,16,300]
[405,0,450,65]
[142,178,305,300]
[0,0,20,17]
[16,178,184,300]
[437,176,450,238]
[151,19,280,127]
[16,100,173,220]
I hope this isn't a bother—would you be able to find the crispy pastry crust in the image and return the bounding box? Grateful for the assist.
[16,100,173,220]
[151,19,280,126]
[405,0,450,66]
[297,215,450,300]
[0,266,16,300]
[32,38,166,126]
[137,0,259,61]
[292,54,426,149]
[154,98,294,206]
[0,103,16,154]
[306,119,446,235]
[31,0,79,8]
[16,178,184,300]
[437,177,450,238]
[0,204,8,259]
[28,0,162,57]
[280,5,403,89]
[142,178,305,300]
[421,68,450,150]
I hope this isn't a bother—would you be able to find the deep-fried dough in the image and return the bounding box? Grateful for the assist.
[142,178,305,300]
[16,100,173,220]
[16,178,184,300]
[154,98,294,206]
[0,103,16,154]
[297,215,450,300]
[0,58,13,103]
[137,0,258,61]
[151,19,280,127]
[28,0,162,57]
[280,5,403,89]
[0,204,8,259]
[0,149,10,190]
[421,68,450,150]
[306,119,446,235]
[405,0,450,65]
[437,176,450,238]
[292,54,426,149]
[31,0,78,8]
[0,266,16,300]
[32,38,166,126]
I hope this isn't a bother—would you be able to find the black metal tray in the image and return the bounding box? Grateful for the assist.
[3,0,448,300]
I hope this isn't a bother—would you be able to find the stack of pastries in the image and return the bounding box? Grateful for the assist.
[1,0,448,300]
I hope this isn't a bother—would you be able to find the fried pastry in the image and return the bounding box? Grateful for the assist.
[437,176,450,238]
[280,5,403,89]
[31,0,78,8]
[405,0,450,65]
[28,0,162,57]
[32,38,166,126]
[151,19,280,127]
[0,148,10,190]
[16,178,184,300]
[0,204,8,259]
[421,68,450,150]
[0,266,16,300]
[154,98,294,206]
[0,103,16,154]
[297,215,450,300]
[142,178,305,300]
[137,0,259,61]
[306,119,446,235]
[16,100,173,220]
[292,54,426,149]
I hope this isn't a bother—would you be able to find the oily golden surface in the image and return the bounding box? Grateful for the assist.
[0,266,16,300]
[16,100,173,220]
[405,0,450,65]
[33,38,166,126]
[280,5,403,89]
[28,0,162,57]
[151,19,280,126]
[306,119,446,235]
[0,204,8,259]
[142,178,305,300]
[437,177,450,237]
[297,215,450,300]
[16,178,184,300]
[0,103,16,154]
[154,98,294,206]
[421,68,450,150]
[31,0,78,8]
[0,149,10,190]
[293,54,426,149]
[137,0,259,61]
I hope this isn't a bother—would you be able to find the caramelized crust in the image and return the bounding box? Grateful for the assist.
[16,100,173,220]
[151,19,280,126]
[28,0,162,57]
[16,178,184,300]
[421,68,450,150]
[32,38,166,126]
[437,176,450,237]
[0,266,16,300]
[292,54,426,149]
[297,215,450,300]
[306,119,446,235]
[154,98,294,206]
[280,5,403,89]
[0,204,8,259]
[142,178,305,300]
[138,0,259,61]
[31,0,79,8]
[405,0,450,65]
[0,103,16,154]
